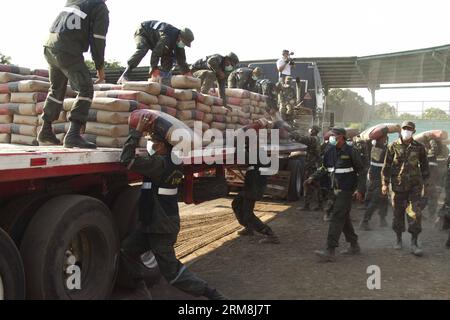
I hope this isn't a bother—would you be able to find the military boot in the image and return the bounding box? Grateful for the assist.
[127,280,152,300]
[314,248,336,263]
[411,235,423,257]
[64,120,97,149]
[359,220,372,231]
[394,234,403,250]
[204,287,228,300]
[37,121,61,146]
[238,228,254,236]
[379,217,388,228]
[117,66,131,84]
[341,242,361,255]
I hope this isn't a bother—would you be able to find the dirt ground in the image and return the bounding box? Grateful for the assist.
[150,197,450,300]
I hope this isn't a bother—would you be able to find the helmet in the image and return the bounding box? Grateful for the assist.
[252,67,264,78]
[310,125,321,133]
[226,52,240,67]
[180,28,194,47]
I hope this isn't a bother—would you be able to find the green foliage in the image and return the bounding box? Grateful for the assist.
[85,59,124,71]
[0,52,12,65]
[374,103,397,120]
[328,89,369,109]
[397,113,419,120]
[422,107,449,120]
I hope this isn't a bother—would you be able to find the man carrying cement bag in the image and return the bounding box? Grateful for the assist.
[228,66,264,92]
[38,0,109,149]
[191,53,240,108]
[120,114,227,300]
[118,21,194,83]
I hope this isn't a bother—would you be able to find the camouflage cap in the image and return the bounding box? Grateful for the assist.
[226,52,240,66]
[401,121,416,130]
[252,67,264,78]
[331,127,347,137]
[180,28,194,47]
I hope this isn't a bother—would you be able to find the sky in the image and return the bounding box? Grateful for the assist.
[1,0,449,108]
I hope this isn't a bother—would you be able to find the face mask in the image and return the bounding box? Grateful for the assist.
[329,136,337,146]
[308,129,313,135]
[252,75,258,81]
[401,130,413,141]
[346,141,353,147]
[147,141,156,156]
[225,65,234,72]
[372,140,377,146]
[176,40,186,49]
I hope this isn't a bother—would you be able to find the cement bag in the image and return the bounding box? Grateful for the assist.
[33,69,49,77]
[225,88,250,99]
[158,95,177,108]
[39,111,66,124]
[231,116,239,123]
[0,115,12,124]
[211,122,226,131]
[240,105,250,113]
[93,83,123,91]
[83,134,127,148]
[52,122,70,134]
[94,90,158,105]
[176,100,196,111]
[176,110,205,121]
[226,123,235,130]
[249,92,261,101]
[248,106,255,114]
[225,116,232,123]
[0,124,11,134]
[183,120,210,131]
[227,97,250,106]
[360,123,401,141]
[11,134,38,146]
[0,104,13,116]
[199,94,215,106]
[0,80,50,93]
[10,92,47,103]
[85,109,130,125]
[35,102,45,114]
[0,94,10,103]
[211,106,228,115]
[174,89,195,101]
[64,97,146,113]
[1,103,37,116]
[129,109,200,146]
[0,73,49,83]
[203,114,213,124]
[250,100,259,107]
[148,105,177,117]
[122,81,161,96]
[9,124,37,137]
[239,118,251,125]
[414,130,449,143]
[251,114,262,120]
[213,97,223,106]
[259,101,268,108]
[211,114,226,123]
[14,115,38,126]
[85,123,130,138]
[167,75,201,90]
[0,133,10,143]
[196,102,212,113]
[0,64,31,75]
[159,85,176,98]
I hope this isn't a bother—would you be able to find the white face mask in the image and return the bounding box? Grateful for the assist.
[401,130,413,141]
[329,136,337,146]
[147,141,156,156]
[372,140,377,146]
[252,75,258,81]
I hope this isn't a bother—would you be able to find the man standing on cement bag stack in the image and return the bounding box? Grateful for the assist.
[255,78,280,111]
[291,125,322,211]
[382,121,429,257]
[38,0,109,149]
[228,66,264,92]
[360,136,389,231]
[421,138,449,221]
[306,128,366,263]
[191,53,240,108]
[117,21,194,84]
[120,114,227,300]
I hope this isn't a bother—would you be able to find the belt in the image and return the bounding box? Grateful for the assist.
[141,182,178,196]
[370,162,384,168]
[429,162,438,167]
[327,167,355,174]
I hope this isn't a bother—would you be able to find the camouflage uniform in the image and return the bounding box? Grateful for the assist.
[382,138,429,237]
[421,139,449,218]
[361,143,389,227]
[191,54,230,107]
[228,67,258,92]
[278,81,296,122]
[255,79,279,111]
[353,136,370,207]
[438,157,450,247]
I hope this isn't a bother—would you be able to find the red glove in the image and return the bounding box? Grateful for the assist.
[149,68,160,79]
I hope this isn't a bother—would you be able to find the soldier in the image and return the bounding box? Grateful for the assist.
[382,121,429,257]
[440,156,450,248]
[421,138,449,220]
[228,67,264,92]
[120,114,226,300]
[292,125,322,211]
[307,128,366,263]
[278,76,296,122]
[353,135,371,210]
[255,78,280,111]
[38,0,109,149]
[191,53,240,108]
[117,21,194,83]
[360,136,389,230]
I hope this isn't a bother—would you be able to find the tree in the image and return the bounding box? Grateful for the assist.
[0,52,11,65]
[85,59,124,71]
[397,113,419,120]
[422,107,449,120]
[374,103,397,120]
[327,89,369,123]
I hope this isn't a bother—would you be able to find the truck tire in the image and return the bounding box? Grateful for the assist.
[20,195,119,300]
[112,186,141,241]
[287,159,304,201]
[0,194,55,246]
[0,228,26,300]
